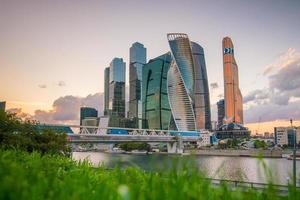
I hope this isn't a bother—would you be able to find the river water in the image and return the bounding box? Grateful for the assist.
[72,152,300,185]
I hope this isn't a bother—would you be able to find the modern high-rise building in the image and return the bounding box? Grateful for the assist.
[167,33,197,131]
[167,33,211,131]
[108,58,126,117]
[0,101,6,111]
[222,37,243,124]
[142,52,173,130]
[80,107,98,125]
[191,42,211,130]
[104,67,110,116]
[128,42,147,128]
[217,99,225,128]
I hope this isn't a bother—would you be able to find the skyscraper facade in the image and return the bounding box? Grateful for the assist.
[167,33,197,131]
[142,52,172,130]
[222,37,243,124]
[108,58,126,117]
[167,33,211,131]
[80,107,98,125]
[191,42,211,130]
[128,42,146,128]
[217,99,225,128]
[104,67,110,116]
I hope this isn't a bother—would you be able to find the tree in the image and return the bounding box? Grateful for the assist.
[0,110,71,156]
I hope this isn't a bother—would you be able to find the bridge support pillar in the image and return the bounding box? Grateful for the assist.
[167,141,183,154]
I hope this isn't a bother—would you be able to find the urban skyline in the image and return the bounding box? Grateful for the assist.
[1,0,300,133]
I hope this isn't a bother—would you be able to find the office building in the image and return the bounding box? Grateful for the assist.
[274,127,300,146]
[104,67,110,116]
[167,33,211,131]
[191,42,211,130]
[128,42,147,128]
[0,101,6,111]
[222,37,243,124]
[108,58,126,117]
[80,107,98,125]
[142,52,173,130]
[217,99,225,128]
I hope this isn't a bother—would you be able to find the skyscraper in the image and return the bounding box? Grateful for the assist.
[167,33,196,131]
[167,33,211,131]
[222,37,243,124]
[108,58,126,117]
[128,42,147,128]
[142,52,172,130]
[104,67,110,116]
[217,99,225,128]
[80,107,98,125]
[0,101,6,111]
[191,42,211,130]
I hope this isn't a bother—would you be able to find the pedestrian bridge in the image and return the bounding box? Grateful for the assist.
[45,124,206,153]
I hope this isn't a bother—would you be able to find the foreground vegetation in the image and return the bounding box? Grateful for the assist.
[0,110,70,156]
[1,110,299,199]
[0,150,299,200]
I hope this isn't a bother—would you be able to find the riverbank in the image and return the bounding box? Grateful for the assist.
[1,150,299,200]
[74,148,294,158]
[186,149,285,158]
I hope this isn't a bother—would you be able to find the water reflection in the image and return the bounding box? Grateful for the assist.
[72,152,299,185]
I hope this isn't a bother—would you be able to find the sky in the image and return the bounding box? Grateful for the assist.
[1,0,300,133]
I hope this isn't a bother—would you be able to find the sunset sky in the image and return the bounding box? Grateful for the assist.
[1,0,300,133]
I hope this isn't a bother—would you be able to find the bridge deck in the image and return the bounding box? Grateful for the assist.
[68,134,199,143]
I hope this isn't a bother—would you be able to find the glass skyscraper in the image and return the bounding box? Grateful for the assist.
[108,58,126,118]
[128,42,146,128]
[217,99,225,128]
[222,37,243,124]
[80,107,98,125]
[142,52,172,130]
[167,33,211,131]
[104,67,110,116]
[191,42,211,130]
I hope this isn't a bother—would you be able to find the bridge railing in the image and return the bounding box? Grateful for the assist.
[44,124,207,137]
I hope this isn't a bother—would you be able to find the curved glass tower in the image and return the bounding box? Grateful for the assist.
[167,33,196,131]
[222,37,243,124]
[142,52,172,130]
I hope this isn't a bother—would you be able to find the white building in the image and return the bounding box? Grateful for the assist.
[198,131,213,147]
[274,127,300,146]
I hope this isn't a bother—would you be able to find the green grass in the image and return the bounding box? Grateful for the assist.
[0,150,299,200]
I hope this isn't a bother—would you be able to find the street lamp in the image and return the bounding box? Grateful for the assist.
[290,119,297,187]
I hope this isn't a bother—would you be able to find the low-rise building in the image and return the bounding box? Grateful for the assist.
[274,127,300,146]
[198,131,217,147]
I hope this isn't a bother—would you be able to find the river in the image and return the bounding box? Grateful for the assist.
[72,152,300,185]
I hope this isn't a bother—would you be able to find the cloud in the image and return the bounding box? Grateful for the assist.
[245,100,300,123]
[263,48,300,76]
[243,89,269,103]
[33,93,103,124]
[7,93,104,124]
[38,84,47,89]
[210,82,219,89]
[269,64,300,93]
[57,81,66,87]
[244,48,300,122]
